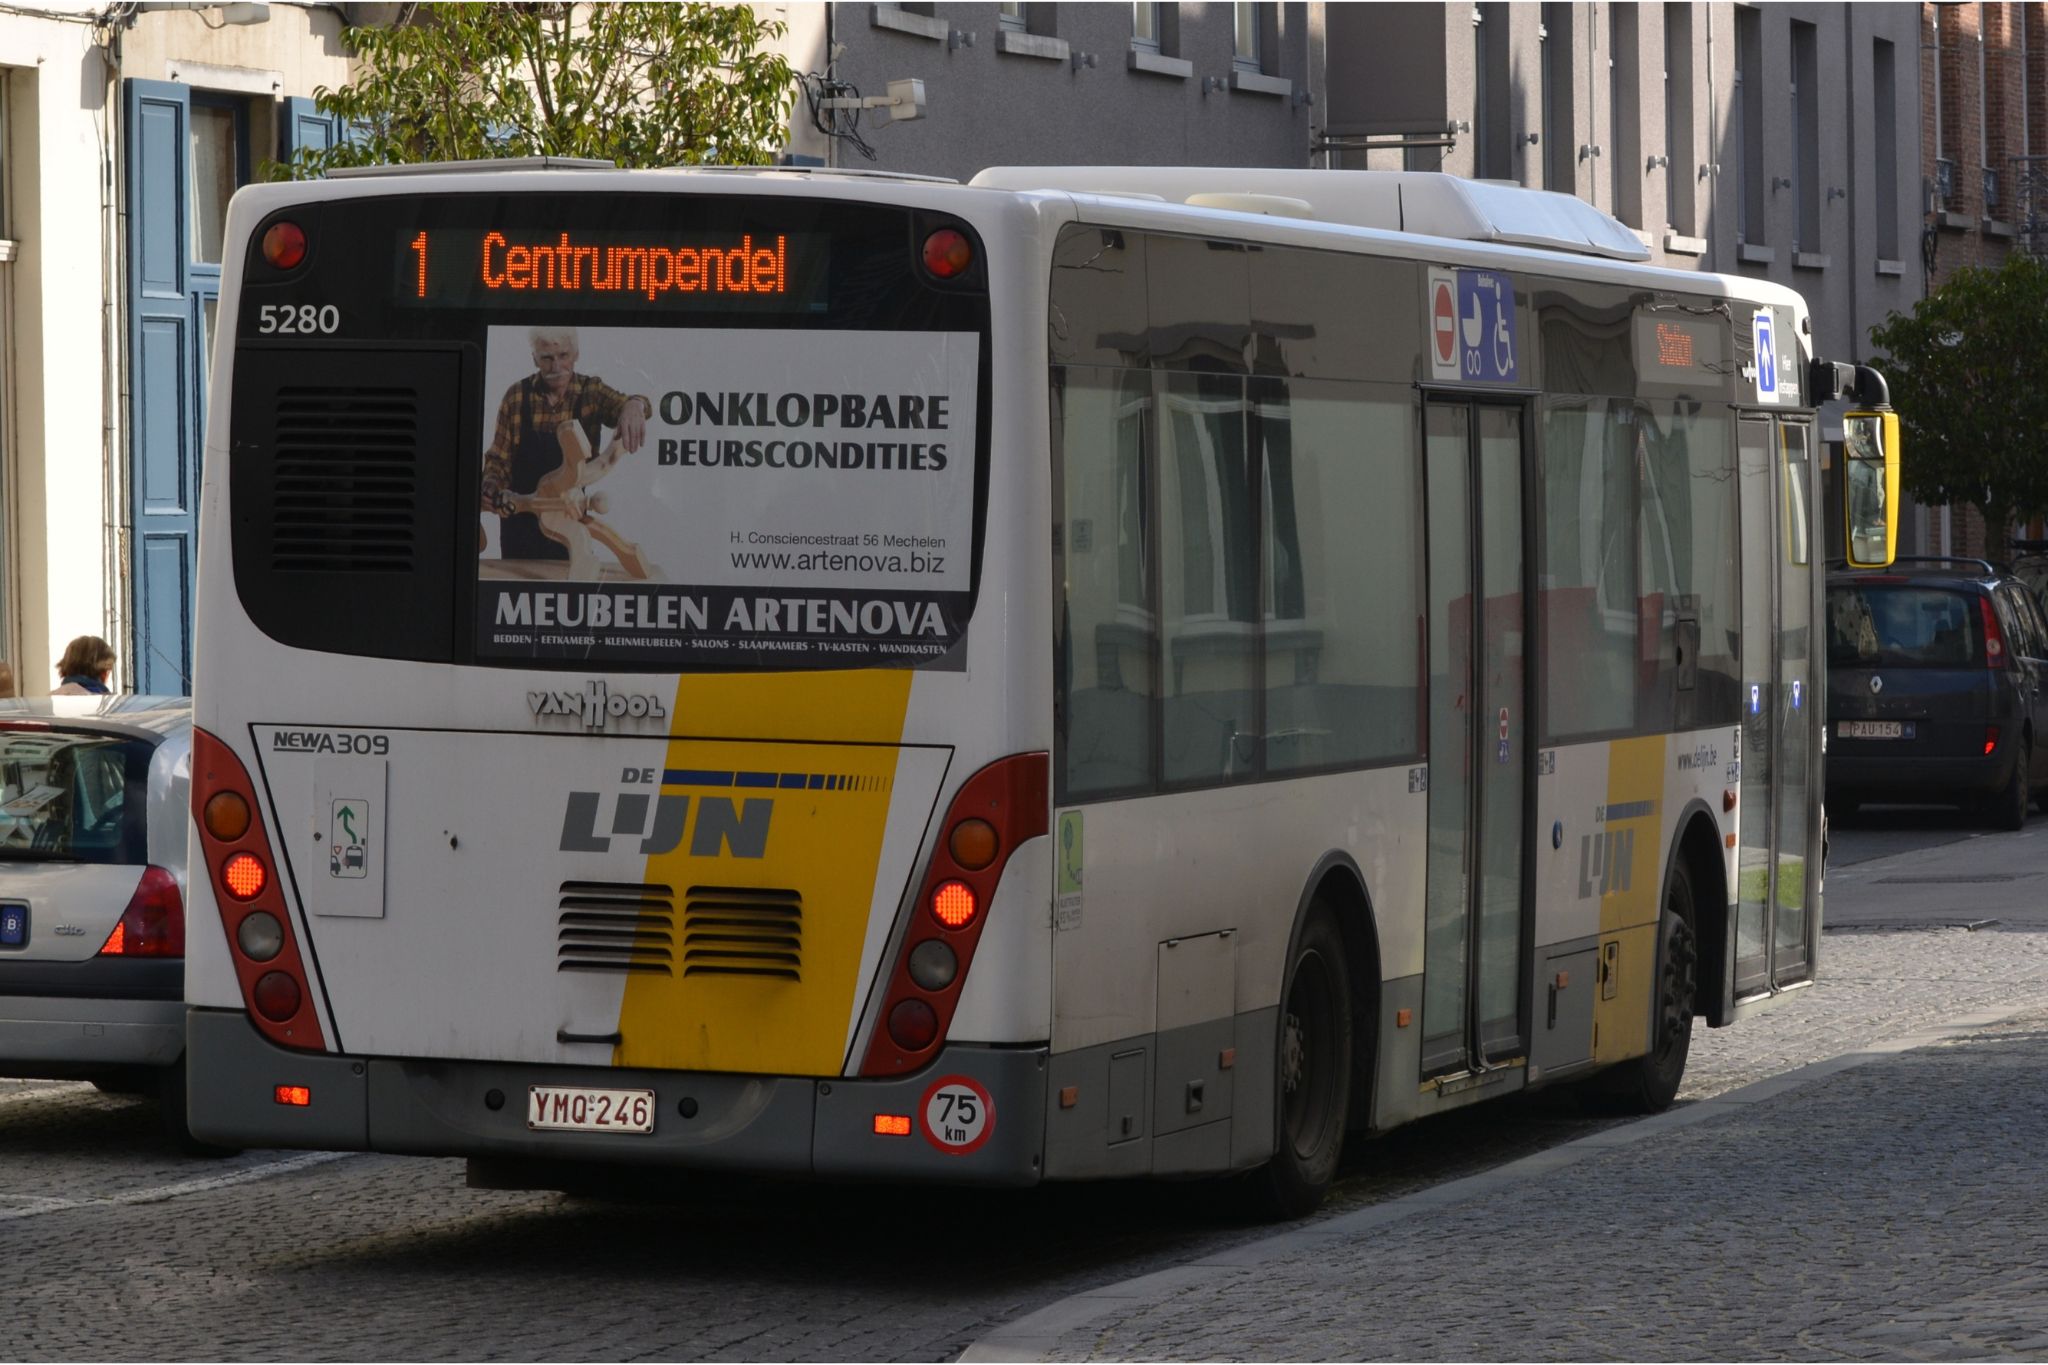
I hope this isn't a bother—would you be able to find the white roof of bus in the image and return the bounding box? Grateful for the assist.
[223,164,1811,330]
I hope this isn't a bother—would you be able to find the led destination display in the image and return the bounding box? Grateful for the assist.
[399,227,828,312]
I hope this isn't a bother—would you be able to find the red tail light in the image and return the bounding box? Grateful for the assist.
[861,753,1049,1077]
[191,728,326,1051]
[1986,725,2001,756]
[98,865,185,958]
[1981,596,2008,668]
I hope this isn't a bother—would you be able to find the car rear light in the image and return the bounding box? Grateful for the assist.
[191,728,326,1051]
[861,753,1049,1078]
[1981,596,2008,668]
[873,1113,912,1136]
[261,220,307,270]
[273,1084,312,1107]
[1986,726,2000,756]
[98,865,185,958]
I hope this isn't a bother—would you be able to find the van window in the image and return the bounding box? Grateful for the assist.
[1826,585,1980,669]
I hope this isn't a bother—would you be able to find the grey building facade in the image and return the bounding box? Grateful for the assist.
[812,1,1924,526]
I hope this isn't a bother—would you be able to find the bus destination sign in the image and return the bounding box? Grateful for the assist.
[399,228,828,312]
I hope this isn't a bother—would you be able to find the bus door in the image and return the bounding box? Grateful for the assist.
[1421,401,1529,1076]
[1735,416,1819,997]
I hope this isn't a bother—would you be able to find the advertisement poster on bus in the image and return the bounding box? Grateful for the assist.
[475,325,980,668]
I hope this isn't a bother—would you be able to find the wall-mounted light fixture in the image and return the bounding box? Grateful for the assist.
[1771,175,1794,192]
[1826,185,1847,203]
[1646,154,1670,172]
[1578,143,1603,162]
[946,29,975,51]
[1070,50,1097,71]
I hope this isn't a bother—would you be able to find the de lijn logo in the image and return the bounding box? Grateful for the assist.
[559,777,771,859]
[530,680,669,732]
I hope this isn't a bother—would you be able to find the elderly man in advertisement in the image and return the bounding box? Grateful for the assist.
[480,326,654,574]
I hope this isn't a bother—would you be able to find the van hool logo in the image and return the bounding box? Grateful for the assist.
[528,680,669,731]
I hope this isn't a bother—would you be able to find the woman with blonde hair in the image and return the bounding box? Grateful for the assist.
[53,636,116,695]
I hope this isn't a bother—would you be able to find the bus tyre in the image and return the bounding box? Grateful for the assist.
[1594,860,1697,1114]
[1246,903,1352,1220]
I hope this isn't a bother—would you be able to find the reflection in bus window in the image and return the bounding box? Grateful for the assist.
[1541,399,1639,737]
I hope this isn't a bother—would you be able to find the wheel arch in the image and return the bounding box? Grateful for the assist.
[1285,851,1383,1133]
[1665,799,1731,1027]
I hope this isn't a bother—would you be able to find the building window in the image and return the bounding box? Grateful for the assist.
[1736,6,1764,245]
[189,95,250,267]
[1542,3,1575,192]
[1793,20,1818,252]
[1874,37,1900,259]
[999,2,1025,31]
[1475,4,1512,181]
[1608,2,1640,226]
[1665,4,1695,235]
[1133,2,1161,49]
[1234,2,1271,74]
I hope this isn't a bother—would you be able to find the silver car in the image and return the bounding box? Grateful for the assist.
[0,696,222,1150]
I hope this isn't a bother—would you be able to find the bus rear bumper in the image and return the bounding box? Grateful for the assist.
[187,1007,1046,1185]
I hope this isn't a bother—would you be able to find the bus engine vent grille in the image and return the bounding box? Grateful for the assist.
[557,881,676,976]
[681,887,803,981]
[270,385,420,573]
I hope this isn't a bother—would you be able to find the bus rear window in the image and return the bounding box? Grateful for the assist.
[230,192,992,673]
[0,731,149,864]
[1827,585,1980,669]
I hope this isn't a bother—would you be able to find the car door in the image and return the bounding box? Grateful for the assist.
[1999,584,2048,784]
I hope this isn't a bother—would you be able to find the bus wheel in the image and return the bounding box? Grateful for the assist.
[1593,860,1697,1114]
[1245,903,1352,1219]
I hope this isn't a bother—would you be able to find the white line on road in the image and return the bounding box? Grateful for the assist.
[0,1150,358,1223]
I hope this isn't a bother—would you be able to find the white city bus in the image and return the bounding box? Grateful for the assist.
[185,162,1895,1214]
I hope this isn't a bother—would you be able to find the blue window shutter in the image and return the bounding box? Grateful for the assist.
[125,78,197,696]
[279,94,342,163]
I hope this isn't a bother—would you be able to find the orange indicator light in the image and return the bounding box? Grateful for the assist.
[931,880,978,929]
[274,1085,312,1107]
[223,853,267,901]
[1395,1009,1413,1028]
[873,1114,912,1136]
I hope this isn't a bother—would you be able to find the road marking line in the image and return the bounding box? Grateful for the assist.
[0,1151,357,1223]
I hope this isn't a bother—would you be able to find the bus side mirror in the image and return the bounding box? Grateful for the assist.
[1842,410,1900,568]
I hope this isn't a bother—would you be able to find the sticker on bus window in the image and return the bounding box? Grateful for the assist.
[474,325,979,669]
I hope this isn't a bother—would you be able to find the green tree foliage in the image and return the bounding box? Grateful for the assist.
[271,3,794,178]
[1867,251,2048,546]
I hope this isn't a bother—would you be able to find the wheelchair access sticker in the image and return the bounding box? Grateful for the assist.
[920,1075,995,1155]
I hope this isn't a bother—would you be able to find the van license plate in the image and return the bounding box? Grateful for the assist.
[1841,721,1909,739]
[527,1086,655,1134]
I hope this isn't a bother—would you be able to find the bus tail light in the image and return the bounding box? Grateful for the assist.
[191,728,327,1052]
[921,228,973,279]
[261,220,307,270]
[98,866,185,958]
[860,753,1048,1078]
[1981,597,2008,668]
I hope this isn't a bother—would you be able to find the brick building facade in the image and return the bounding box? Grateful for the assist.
[1917,2,2048,557]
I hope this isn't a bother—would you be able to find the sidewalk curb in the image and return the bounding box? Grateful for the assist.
[957,996,2048,1363]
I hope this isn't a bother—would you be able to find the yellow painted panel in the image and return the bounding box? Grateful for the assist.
[1590,923,1658,1064]
[1597,735,1665,936]
[615,670,913,1076]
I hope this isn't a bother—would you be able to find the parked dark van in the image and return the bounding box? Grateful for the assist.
[1826,558,2048,829]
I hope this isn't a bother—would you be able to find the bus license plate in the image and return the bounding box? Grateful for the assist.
[1841,720,1909,739]
[527,1086,656,1134]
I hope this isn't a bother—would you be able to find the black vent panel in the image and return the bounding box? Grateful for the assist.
[270,386,420,573]
[682,887,802,980]
[557,881,676,976]
[230,347,462,661]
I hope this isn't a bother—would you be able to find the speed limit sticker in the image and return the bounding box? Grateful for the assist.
[920,1075,995,1155]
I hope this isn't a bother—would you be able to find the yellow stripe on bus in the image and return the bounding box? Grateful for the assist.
[1591,734,1663,1064]
[614,669,914,1076]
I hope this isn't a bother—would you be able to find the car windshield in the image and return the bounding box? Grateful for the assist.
[0,728,151,863]
[1827,585,1982,669]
